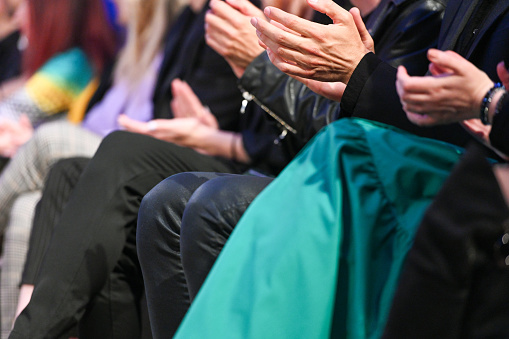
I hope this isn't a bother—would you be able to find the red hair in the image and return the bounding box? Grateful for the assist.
[23,0,118,75]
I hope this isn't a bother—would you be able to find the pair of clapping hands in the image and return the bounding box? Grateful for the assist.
[204,0,509,133]
[118,79,219,154]
[123,0,503,149]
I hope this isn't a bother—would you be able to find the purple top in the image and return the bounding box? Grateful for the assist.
[81,53,163,137]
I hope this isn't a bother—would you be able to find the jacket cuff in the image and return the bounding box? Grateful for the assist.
[341,52,383,117]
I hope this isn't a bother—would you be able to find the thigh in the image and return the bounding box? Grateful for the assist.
[181,174,274,298]
[1,191,40,339]
[137,172,236,338]
[21,157,90,284]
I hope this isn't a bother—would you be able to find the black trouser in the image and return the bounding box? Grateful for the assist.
[137,173,273,338]
[10,131,243,339]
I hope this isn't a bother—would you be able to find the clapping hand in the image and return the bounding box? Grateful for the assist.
[251,0,372,83]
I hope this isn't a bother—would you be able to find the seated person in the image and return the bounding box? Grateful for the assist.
[9,0,288,337]
[139,0,509,337]
[0,0,180,334]
[382,49,509,338]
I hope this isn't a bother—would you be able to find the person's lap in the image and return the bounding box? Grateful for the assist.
[10,131,243,339]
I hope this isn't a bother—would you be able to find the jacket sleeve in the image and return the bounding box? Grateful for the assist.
[342,52,473,147]
[490,95,509,155]
[238,53,341,149]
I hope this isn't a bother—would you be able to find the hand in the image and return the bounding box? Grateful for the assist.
[294,76,346,101]
[251,0,371,83]
[170,78,219,129]
[0,114,33,157]
[205,0,265,78]
[461,119,491,144]
[396,49,494,126]
[118,115,213,153]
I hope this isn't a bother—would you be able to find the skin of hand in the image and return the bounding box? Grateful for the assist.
[396,49,494,126]
[205,0,266,78]
[170,78,219,129]
[289,8,370,101]
[251,0,371,83]
[118,78,219,152]
[498,61,509,89]
[118,115,214,153]
[0,114,33,157]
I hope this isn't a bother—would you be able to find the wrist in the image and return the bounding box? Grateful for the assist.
[480,82,505,125]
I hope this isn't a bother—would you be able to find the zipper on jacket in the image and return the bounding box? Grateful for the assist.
[239,89,298,142]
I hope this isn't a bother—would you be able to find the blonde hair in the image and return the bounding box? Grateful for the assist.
[114,0,183,87]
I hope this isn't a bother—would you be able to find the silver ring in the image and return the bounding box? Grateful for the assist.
[147,121,157,131]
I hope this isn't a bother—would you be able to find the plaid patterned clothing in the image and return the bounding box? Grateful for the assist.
[0,191,40,339]
[0,121,101,337]
[0,120,102,233]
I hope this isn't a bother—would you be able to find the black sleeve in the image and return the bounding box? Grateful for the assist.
[342,53,474,147]
[239,53,342,147]
[490,95,509,155]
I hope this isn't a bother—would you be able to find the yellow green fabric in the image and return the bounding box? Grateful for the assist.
[24,48,93,117]
[175,118,464,339]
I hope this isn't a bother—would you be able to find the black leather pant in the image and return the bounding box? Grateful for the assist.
[137,172,273,338]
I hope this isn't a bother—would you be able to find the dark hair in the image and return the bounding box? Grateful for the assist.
[23,0,118,75]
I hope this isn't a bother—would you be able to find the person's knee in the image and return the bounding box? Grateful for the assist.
[31,122,68,149]
[137,174,190,252]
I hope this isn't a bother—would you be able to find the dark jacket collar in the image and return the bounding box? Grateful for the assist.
[439,0,509,55]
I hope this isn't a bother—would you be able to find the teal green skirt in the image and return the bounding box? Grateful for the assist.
[175,118,464,338]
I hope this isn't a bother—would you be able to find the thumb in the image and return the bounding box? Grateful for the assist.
[306,0,351,24]
[350,7,373,53]
[396,65,410,82]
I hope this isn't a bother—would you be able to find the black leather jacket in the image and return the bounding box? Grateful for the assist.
[239,0,447,157]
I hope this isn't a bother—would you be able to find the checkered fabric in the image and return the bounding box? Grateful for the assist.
[0,120,101,337]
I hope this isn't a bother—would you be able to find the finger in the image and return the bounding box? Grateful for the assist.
[406,112,439,126]
[270,19,302,36]
[396,65,414,97]
[350,7,374,53]
[209,0,246,26]
[263,6,318,37]
[397,70,451,95]
[225,0,264,18]
[426,49,472,76]
[305,0,351,24]
[117,115,151,134]
[497,61,509,87]
[266,48,315,78]
[205,8,234,37]
[251,16,304,51]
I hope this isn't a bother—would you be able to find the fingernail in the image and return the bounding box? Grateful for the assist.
[250,17,258,27]
[264,7,271,16]
[308,0,318,4]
